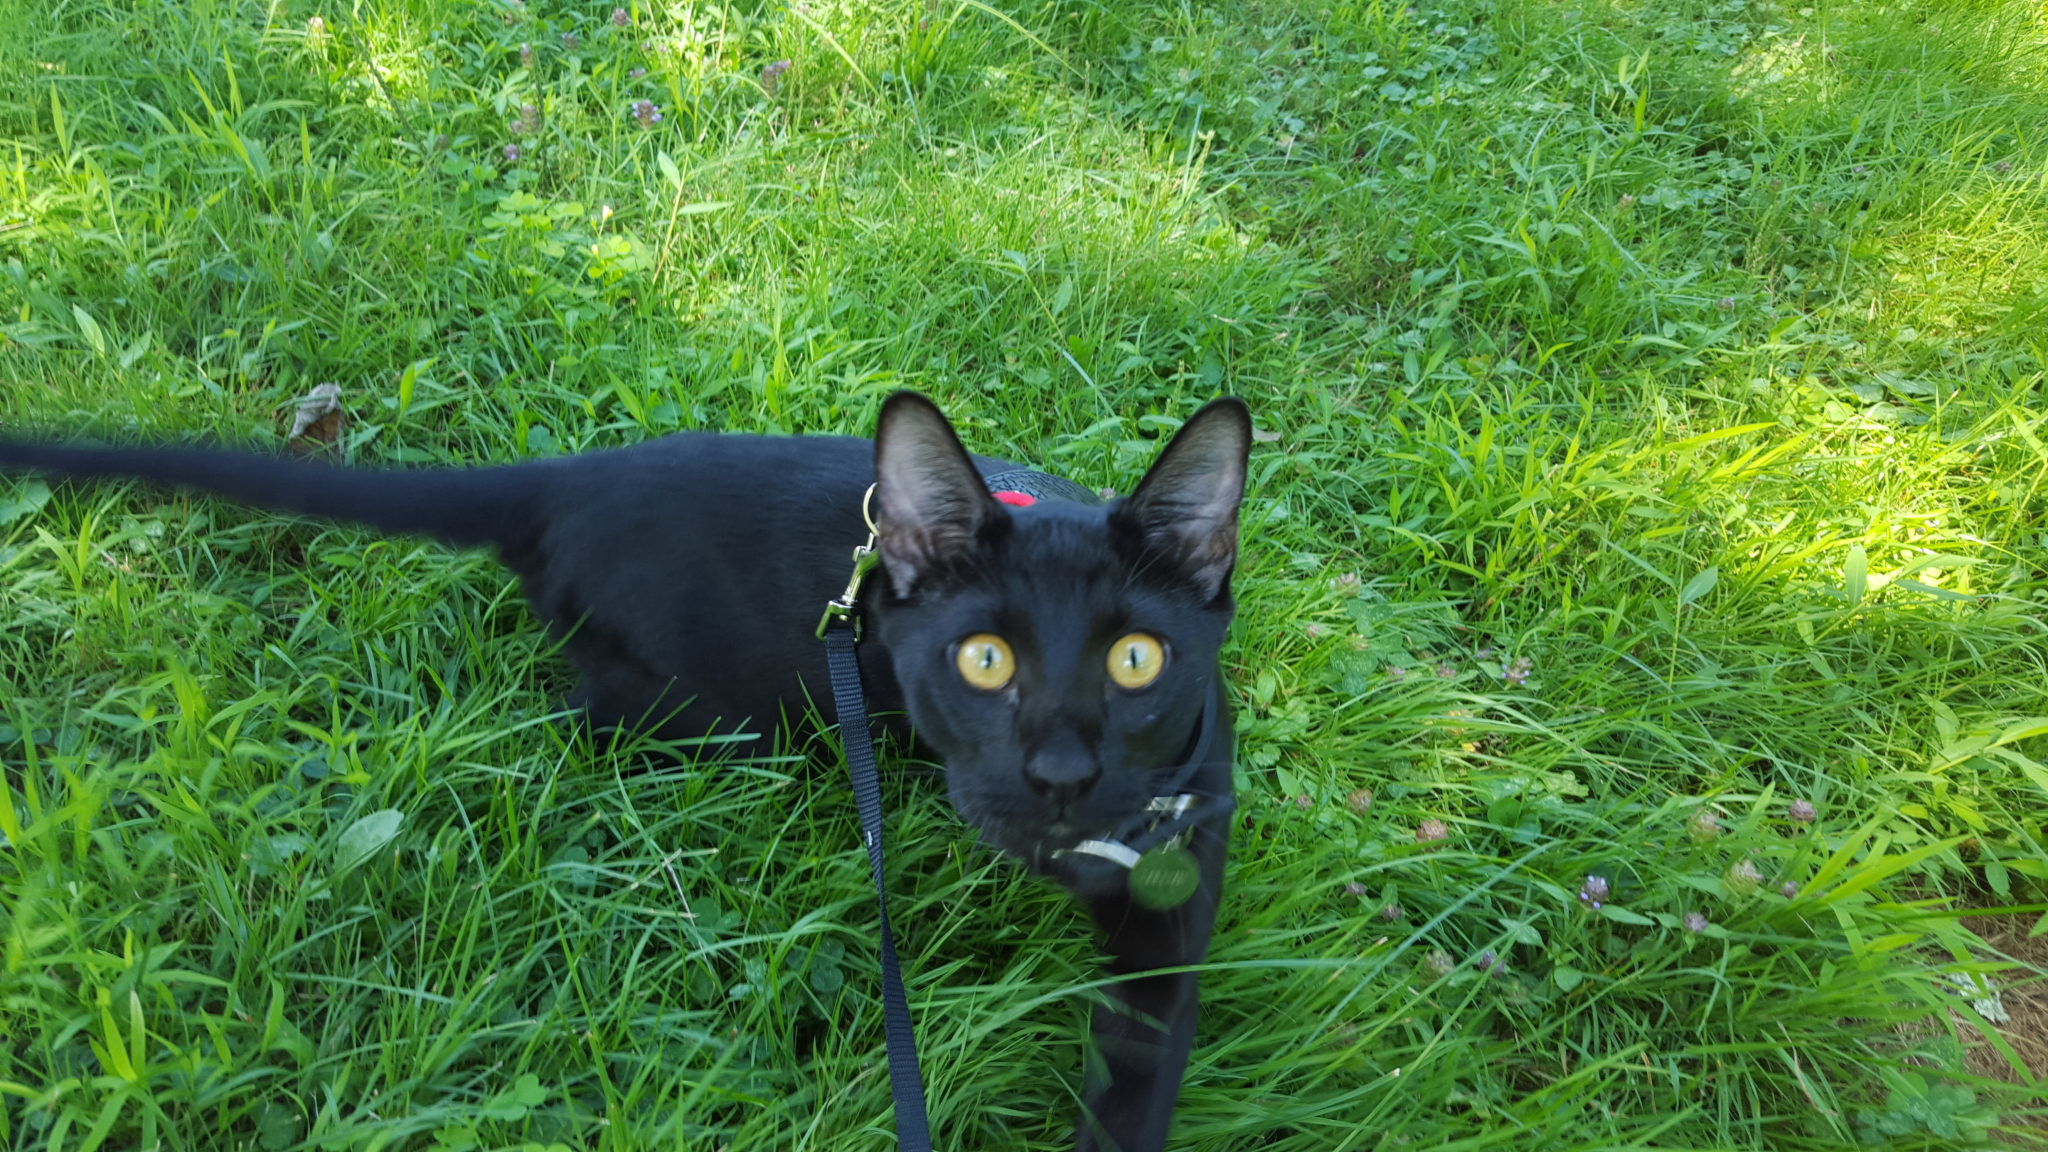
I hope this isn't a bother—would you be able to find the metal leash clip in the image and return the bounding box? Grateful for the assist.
[816,484,881,639]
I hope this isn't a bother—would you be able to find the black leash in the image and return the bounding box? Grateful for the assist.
[816,486,933,1152]
[824,627,934,1152]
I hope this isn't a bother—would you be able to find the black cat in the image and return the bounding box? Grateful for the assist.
[0,391,1250,1152]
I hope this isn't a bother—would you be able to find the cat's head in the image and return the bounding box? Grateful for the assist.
[868,392,1250,864]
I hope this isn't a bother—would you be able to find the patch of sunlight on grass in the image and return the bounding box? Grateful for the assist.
[1726,22,1821,105]
[355,7,442,109]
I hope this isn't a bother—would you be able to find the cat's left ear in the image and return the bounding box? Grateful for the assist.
[1113,397,1252,602]
[873,391,1000,595]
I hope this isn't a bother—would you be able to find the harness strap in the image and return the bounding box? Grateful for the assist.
[823,625,935,1152]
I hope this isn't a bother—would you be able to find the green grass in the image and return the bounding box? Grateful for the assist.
[3,0,2047,1146]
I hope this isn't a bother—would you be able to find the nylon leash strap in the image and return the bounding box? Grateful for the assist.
[809,472,1099,1150]
[823,625,935,1152]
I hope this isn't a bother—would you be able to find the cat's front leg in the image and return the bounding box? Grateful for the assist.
[1073,820,1225,1152]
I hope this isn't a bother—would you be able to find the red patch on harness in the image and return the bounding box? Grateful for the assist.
[992,490,1036,507]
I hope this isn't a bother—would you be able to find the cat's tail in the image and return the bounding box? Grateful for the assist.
[0,440,540,550]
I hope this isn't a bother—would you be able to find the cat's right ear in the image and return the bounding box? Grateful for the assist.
[873,392,999,595]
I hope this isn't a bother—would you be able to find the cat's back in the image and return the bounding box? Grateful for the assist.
[531,429,877,530]
[534,427,1015,525]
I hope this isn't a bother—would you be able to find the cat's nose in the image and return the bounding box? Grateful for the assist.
[1022,741,1101,808]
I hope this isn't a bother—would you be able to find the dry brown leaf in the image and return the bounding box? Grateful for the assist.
[288,382,345,449]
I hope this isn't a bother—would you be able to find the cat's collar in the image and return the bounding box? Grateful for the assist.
[1055,793,1201,871]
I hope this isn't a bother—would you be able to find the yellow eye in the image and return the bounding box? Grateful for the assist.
[955,634,1015,691]
[1106,633,1167,690]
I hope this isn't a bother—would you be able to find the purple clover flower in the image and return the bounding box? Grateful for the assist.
[1577,874,1609,910]
[631,99,662,127]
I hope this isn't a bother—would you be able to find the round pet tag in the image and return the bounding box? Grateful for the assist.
[1129,843,1200,910]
